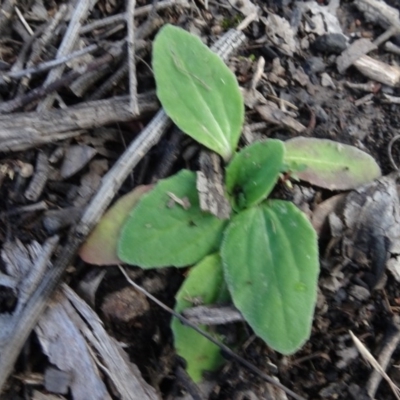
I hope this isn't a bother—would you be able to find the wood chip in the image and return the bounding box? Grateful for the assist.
[197,151,231,219]
[256,102,306,133]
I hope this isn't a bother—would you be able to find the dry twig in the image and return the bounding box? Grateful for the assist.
[366,318,400,398]
[127,0,139,115]
[350,330,400,400]
[37,0,97,110]
[0,92,159,152]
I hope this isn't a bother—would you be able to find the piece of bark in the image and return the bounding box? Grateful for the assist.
[24,151,50,202]
[256,102,306,133]
[353,55,400,87]
[0,238,58,311]
[33,390,66,400]
[42,208,83,234]
[336,38,377,73]
[0,238,58,342]
[197,151,231,219]
[384,41,400,55]
[311,193,347,236]
[354,0,400,29]
[36,292,112,400]
[75,269,107,307]
[73,159,108,207]
[182,305,243,325]
[333,173,400,288]
[62,285,159,400]
[44,366,71,395]
[60,145,97,179]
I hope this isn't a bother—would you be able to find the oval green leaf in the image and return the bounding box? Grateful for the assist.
[221,200,319,354]
[225,140,285,210]
[79,185,152,265]
[285,137,381,190]
[118,170,228,268]
[153,24,244,161]
[172,254,229,382]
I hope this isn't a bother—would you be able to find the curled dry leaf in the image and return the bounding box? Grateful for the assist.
[311,193,346,236]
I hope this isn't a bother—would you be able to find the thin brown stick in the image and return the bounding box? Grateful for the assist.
[79,0,190,35]
[37,0,97,111]
[0,48,121,114]
[29,5,69,66]
[3,44,99,80]
[127,0,139,115]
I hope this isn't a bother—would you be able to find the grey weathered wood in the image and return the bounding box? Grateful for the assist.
[0,93,159,152]
[197,151,231,219]
[37,0,99,110]
[62,285,159,399]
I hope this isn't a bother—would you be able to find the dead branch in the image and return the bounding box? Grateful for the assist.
[0,43,124,114]
[0,92,159,152]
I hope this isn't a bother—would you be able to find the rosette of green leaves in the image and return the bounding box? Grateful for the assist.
[118,139,320,360]
[84,26,381,380]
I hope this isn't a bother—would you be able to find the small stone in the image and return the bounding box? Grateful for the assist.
[329,212,344,238]
[349,285,370,301]
[319,382,345,397]
[300,36,310,50]
[18,162,34,178]
[315,105,329,123]
[336,346,358,369]
[321,72,336,89]
[313,33,347,54]
[260,45,278,60]
[43,207,83,233]
[101,286,150,323]
[60,145,97,179]
[387,257,400,282]
[304,56,326,75]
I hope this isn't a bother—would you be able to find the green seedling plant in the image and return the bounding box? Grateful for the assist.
[80,24,382,382]
[119,24,319,379]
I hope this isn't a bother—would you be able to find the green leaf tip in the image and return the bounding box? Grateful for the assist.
[225,139,285,210]
[118,170,228,268]
[172,254,229,382]
[153,24,244,161]
[221,200,319,354]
